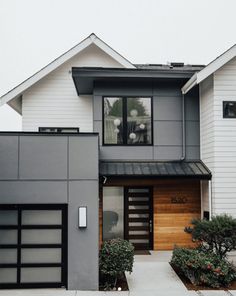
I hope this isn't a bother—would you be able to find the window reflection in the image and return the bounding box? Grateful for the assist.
[127,97,152,144]
[103,97,152,145]
[104,97,123,144]
[103,187,124,240]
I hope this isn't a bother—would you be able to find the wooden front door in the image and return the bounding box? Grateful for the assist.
[124,187,153,250]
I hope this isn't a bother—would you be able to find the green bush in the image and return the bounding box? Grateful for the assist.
[171,247,236,288]
[99,238,134,289]
[185,214,236,259]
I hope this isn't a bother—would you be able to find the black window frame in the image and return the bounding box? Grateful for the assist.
[223,101,236,118]
[102,96,153,146]
[38,127,80,133]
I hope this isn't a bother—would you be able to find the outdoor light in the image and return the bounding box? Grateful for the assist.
[78,206,87,228]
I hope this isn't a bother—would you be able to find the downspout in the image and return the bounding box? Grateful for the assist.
[180,93,186,161]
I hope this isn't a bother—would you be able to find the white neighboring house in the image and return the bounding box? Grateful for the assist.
[182,45,236,218]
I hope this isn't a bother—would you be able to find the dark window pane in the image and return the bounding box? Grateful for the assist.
[127,97,152,144]
[104,97,123,144]
[223,101,236,118]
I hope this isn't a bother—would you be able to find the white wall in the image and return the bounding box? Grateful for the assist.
[22,44,124,131]
[200,75,214,215]
[200,56,236,218]
[212,56,236,216]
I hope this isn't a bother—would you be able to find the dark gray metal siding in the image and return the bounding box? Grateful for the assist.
[93,81,200,161]
[0,133,99,291]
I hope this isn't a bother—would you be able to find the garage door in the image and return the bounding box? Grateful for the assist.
[0,204,67,288]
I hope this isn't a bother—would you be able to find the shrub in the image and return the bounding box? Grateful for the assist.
[185,214,236,259]
[99,238,134,289]
[171,247,236,288]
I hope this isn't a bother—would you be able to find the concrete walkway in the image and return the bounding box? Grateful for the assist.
[0,251,235,296]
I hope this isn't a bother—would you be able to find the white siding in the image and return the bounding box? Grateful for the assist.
[22,44,124,131]
[212,56,236,217]
[200,75,214,214]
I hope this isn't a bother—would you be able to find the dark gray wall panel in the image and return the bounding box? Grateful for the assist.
[100,146,153,160]
[69,136,98,179]
[93,121,102,141]
[154,121,182,146]
[93,81,200,161]
[0,181,67,203]
[19,136,67,179]
[93,96,103,121]
[186,146,200,160]
[153,146,182,160]
[185,96,199,120]
[186,121,200,146]
[0,136,18,179]
[68,180,98,290]
[153,96,182,121]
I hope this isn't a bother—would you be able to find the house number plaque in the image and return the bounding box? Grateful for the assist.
[171,196,187,204]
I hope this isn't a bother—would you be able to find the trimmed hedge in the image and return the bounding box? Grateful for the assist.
[171,247,236,288]
[99,238,134,289]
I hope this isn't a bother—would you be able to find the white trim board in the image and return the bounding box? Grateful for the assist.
[0,33,135,110]
[182,44,236,94]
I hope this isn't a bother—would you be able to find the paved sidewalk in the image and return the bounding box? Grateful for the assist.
[0,251,234,296]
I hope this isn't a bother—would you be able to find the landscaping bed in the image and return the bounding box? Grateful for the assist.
[170,262,236,290]
[99,272,129,291]
[170,214,236,290]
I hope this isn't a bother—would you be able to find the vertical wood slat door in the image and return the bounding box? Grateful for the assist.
[125,187,153,250]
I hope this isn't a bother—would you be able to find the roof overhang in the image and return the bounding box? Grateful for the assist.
[182,43,236,94]
[72,67,196,95]
[99,160,212,180]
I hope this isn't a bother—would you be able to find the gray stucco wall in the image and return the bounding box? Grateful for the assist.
[93,80,200,160]
[0,133,99,290]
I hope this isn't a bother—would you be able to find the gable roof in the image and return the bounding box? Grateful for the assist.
[182,44,236,94]
[0,33,135,111]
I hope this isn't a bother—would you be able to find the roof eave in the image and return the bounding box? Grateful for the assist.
[181,73,197,94]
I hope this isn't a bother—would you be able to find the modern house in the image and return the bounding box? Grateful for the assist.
[0,33,235,290]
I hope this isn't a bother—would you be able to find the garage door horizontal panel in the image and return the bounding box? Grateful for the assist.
[0,211,17,225]
[22,210,62,225]
[0,249,17,264]
[21,267,61,283]
[21,248,61,264]
[0,268,17,283]
[0,230,17,245]
[21,230,61,244]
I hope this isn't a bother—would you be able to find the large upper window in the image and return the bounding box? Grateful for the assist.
[103,97,152,145]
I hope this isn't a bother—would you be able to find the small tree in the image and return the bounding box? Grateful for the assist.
[99,238,134,289]
[185,214,236,259]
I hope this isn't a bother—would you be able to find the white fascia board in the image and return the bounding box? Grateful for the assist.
[93,37,135,69]
[181,73,197,94]
[0,33,135,106]
[197,44,236,83]
[182,44,236,94]
[0,36,92,106]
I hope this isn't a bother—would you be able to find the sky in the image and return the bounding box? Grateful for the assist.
[0,0,236,130]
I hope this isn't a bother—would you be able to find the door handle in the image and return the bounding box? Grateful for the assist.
[149,220,153,233]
